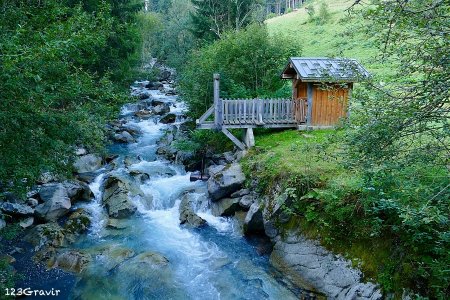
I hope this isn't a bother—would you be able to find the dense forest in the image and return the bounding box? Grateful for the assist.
[0,0,448,298]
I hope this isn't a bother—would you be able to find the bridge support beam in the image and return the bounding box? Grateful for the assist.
[243,128,255,148]
[222,128,246,151]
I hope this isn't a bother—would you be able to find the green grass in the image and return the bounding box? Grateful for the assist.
[266,0,395,79]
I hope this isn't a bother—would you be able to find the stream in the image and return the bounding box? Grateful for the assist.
[16,81,314,299]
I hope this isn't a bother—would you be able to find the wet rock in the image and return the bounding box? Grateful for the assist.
[0,202,34,216]
[179,194,206,228]
[0,219,6,230]
[231,188,250,198]
[25,223,66,250]
[75,147,87,156]
[35,183,71,221]
[107,218,128,230]
[152,103,170,115]
[243,202,264,235]
[145,82,163,90]
[159,113,176,124]
[51,250,91,274]
[210,197,240,217]
[19,217,34,229]
[239,195,254,209]
[76,172,98,184]
[124,155,142,167]
[270,230,382,300]
[63,180,93,202]
[134,109,152,119]
[64,208,91,234]
[26,198,39,208]
[99,246,135,270]
[113,131,136,143]
[73,154,102,173]
[207,163,246,201]
[101,174,138,219]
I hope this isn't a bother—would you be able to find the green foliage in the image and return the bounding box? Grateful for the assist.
[0,1,139,191]
[174,130,234,156]
[179,24,300,118]
[307,2,330,25]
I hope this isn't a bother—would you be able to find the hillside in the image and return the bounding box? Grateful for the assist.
[266,0,392,78]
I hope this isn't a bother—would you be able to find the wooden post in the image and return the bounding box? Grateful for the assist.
[243,128,255,148]
[213,73,222,129]
[307,83,313,127]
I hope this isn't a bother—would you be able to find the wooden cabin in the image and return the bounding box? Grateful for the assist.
[196,57,369,150]
[281,57,369,128]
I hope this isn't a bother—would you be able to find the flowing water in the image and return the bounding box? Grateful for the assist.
[62,83,311,299]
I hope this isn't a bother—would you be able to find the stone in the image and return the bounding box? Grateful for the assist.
[37,172,57,184]
[63,180,93,202]
[158,70,172,81]
[210,197,241,217]
[25,223,66,250]
[76,172,98,183]
[243,202,264,235]
[231,189,250,198]
[207,163,246,201]
[179,194,206,228]
[64,208,91,234]
[75,147,87,156]
[113,131,136,143]
[73,154,102,173]
[0,219,6,230]
[0,202,34,216]
[159,113,176,124]
[270,230,382,300]
[102,174,138,219]
[124,155,142,167]
[145,82,163,90]
[35,183,71,221]
[239,195,254,209]
[19,217,34,229]
[152,103,170,115]
[26,198,39,208]
[107,218,128,230]
[51,250,91,274]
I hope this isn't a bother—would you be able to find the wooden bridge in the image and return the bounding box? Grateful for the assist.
[196,74,309,150]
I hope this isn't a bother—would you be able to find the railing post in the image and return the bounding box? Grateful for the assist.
[213,73,222,129]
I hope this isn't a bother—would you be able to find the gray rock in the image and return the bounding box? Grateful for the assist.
[114,131,136,143]
[35,183,71,221]
[124,155,142,167]
[73,154,102,173]
[76,172,98,183]
[152,103,170,115]
[179,194,206,228]
[0,219,6,230]
[223,151,235,163]
[37,172,57,184]
[64,208,91,234]
[145,82,163,90]
[26,198,39,208]
[210,197,240,217]
[63,180,93,202]
[231,188,250,198]
[19,217,34,229]
[270,230,382,300]
[51,250,92,274]
[101,174,138,219]
[207,163,246,201]
[239,195,254,209]
[244,202,264,235]
[75,147,87,156]
[159,113,176,124]
[107,218,128,230]
[134,109,152,119]
[25,223,67,250]
[0,202,34,216]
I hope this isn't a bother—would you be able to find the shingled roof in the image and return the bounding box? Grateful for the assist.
[281,57,370,82]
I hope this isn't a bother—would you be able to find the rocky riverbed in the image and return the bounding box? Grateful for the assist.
[0,66,382,299]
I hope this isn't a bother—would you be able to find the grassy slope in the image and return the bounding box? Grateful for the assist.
[266,0,393,78]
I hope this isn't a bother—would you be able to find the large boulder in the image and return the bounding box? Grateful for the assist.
[210,197,240,217]
[73,154,102,173]
[159,113,176,124]
[113,131,136,144]
[25,223,67,250]
[179,194,206,228]
[62,180,93,202]
[243,202,264,235]
[64,208,91,235]
[207,163,246,201]
[101,174,138,219]
[0,202,34,216]
[35,183,71,221]
[152,103,170,115]
[50,250,92,274]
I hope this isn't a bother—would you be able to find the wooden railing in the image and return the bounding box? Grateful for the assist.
[221,98,307,127]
